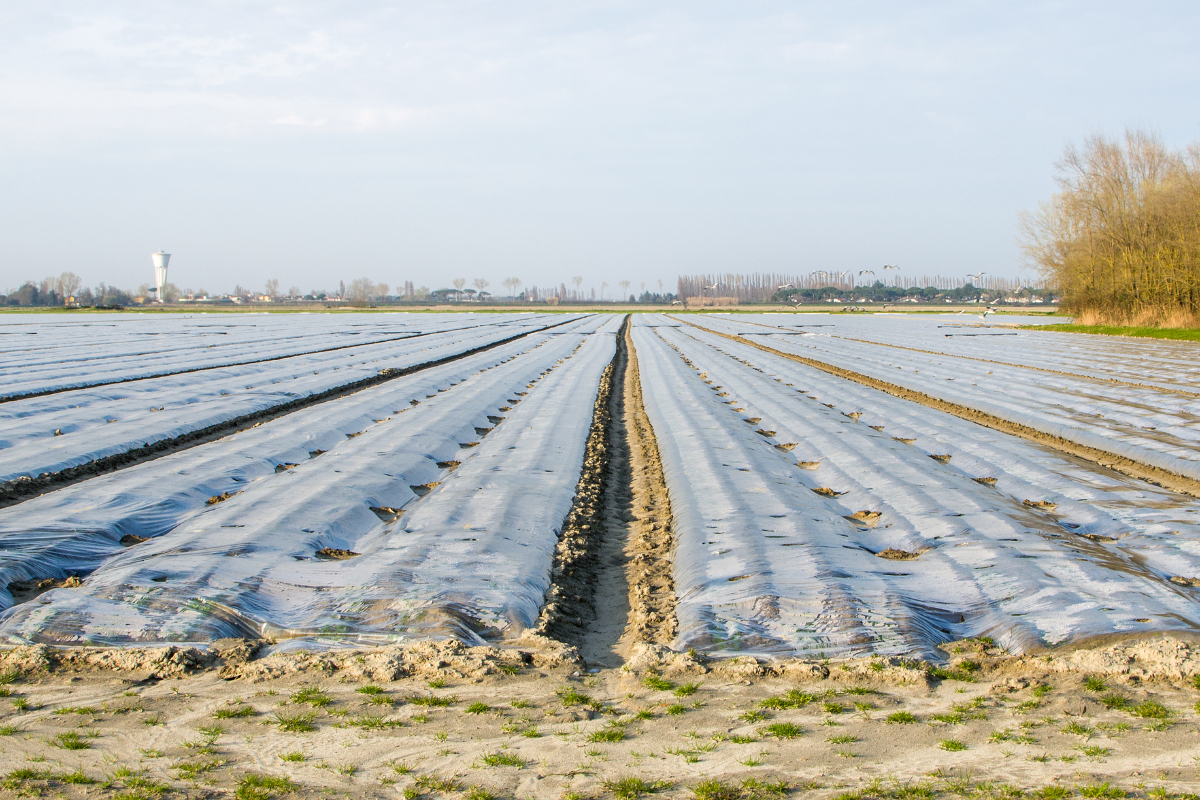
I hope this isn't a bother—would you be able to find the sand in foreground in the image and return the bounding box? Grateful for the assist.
[0,636,1198,799]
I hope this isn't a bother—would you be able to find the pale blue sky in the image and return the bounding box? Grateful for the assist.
[1,1,1197,296]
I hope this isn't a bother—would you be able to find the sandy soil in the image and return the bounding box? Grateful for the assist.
[0,636,1197,799]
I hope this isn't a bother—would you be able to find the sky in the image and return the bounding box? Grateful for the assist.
[1,1,1198,297]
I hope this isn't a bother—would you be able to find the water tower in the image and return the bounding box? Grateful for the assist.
[151,251,170,303]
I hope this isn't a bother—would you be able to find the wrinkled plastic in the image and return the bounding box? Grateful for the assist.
[0,315,619,648]
[0,316,582,484]
[684,314,1200,482]
[0,314,606,610]
[0,312,559,398]
[714,312,1200,392]
[633,316,1200,658]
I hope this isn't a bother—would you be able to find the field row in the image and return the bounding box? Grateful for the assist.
[0,315,621,645]
[635,315,1200,658]
[0,313,556,399]
[0,314,581,488]
[688,314,1200,481]
[0,311,1197,660]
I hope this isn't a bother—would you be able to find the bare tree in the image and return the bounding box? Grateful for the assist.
[374,283,389,300]
[600,281,608,300]
[1020,129,1200,323]
[502,277,521,298]
[346,277,374,302]
[452,278,466,300]
[56,272,82,299]
[264,279,279,297]
[571,276,583,300]
[618,280,631,301]
[473,278,489,297]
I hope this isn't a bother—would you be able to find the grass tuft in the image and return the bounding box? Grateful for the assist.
[51,731,90,750]
[602,776,670,800]
[214,704,257,719]
[290,687,331,707]
[556,686,594,707]
[760,722,803,739]
[1129,700,1170,719]
[759,689,814,710]
[643,674,675,692]
[1098,693,1129,710]
[588,727,626,743]
[235,773,299,800]
[274,710,317,733]
[479,751,527,768]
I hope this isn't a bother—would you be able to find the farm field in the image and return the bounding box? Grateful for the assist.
[1,310,1199,799]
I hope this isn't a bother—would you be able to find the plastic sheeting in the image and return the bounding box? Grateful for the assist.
[0,312,559,398]
[683,314,1200,482]
[632,315,1200,659]
[0,316,584,484]
[711,312,1200,393]
[0,314,605,610]
[0,315,620,647]
[670,327,1200,590]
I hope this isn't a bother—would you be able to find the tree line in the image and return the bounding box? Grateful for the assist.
[1020,130,1200,325]
[0,273,135,307]
[677,273,1050,304]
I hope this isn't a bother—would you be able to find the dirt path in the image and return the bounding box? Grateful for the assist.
[537,316,677,668]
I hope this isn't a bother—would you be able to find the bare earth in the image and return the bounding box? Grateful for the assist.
[0,635,1198,800]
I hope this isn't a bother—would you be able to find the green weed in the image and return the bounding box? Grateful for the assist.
[643,675,675,692]
[603,776,670,800]
[235,772,299,800]
[290,687,331,707]
[214,704,257,719]
[479,751,526,768]
[51,731,90,750]
[408,694,458,707]
[761,722,803,739]
[274,710,317,732]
